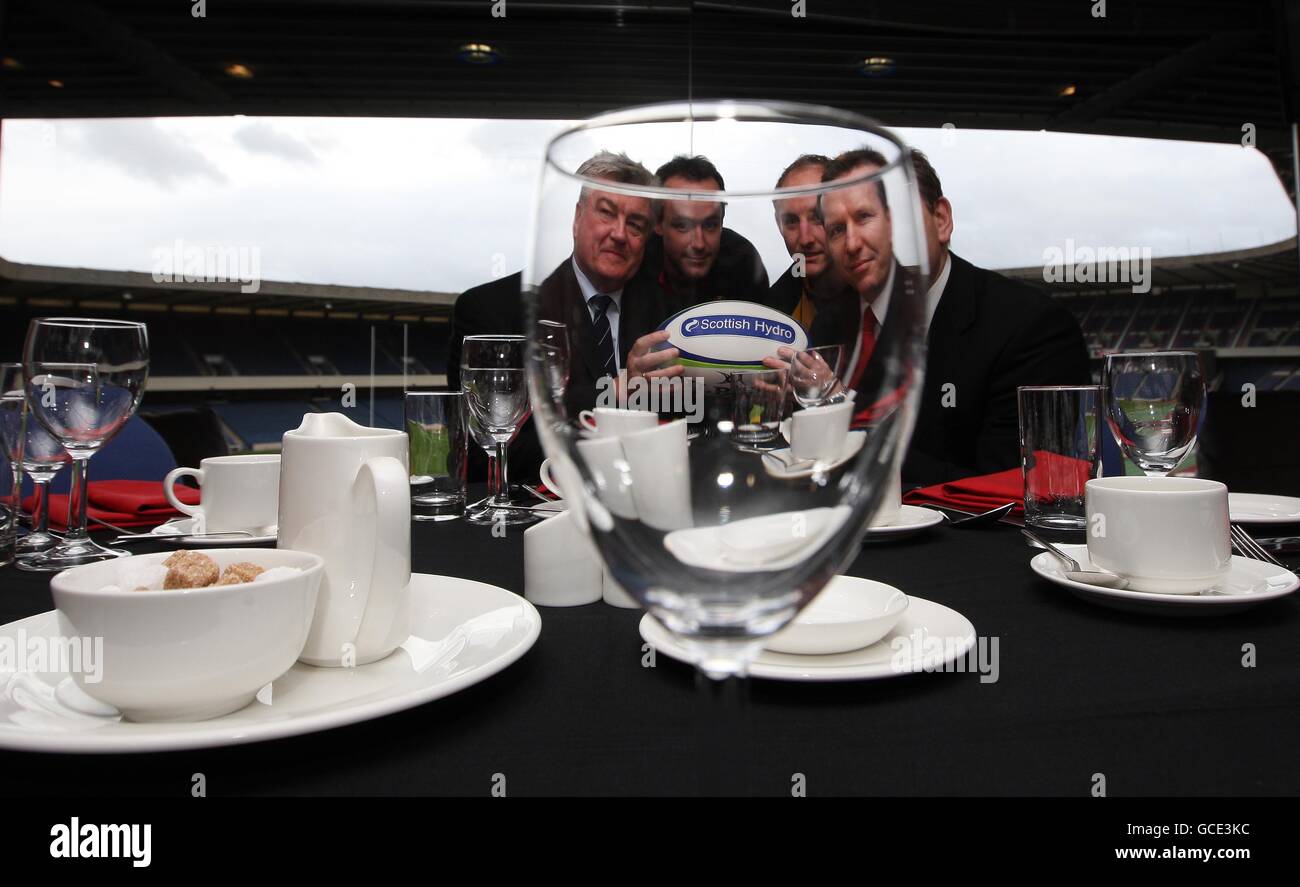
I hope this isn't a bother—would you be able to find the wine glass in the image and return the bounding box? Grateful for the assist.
[1,363,71,560]
[524,101,928,681]
[22,319,149,569]
[787,344,846,408]
[1103,351,1206,476]
[461,334,535,526]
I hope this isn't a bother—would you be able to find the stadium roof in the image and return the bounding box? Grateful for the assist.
[0,255,454,320]
[0,1,1295,163]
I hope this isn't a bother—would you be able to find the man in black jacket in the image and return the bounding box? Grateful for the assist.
[640,155,768,317]
[448,151,673,482]
[813,148,1091,486]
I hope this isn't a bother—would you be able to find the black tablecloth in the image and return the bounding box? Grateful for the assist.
[2,497,1298,797]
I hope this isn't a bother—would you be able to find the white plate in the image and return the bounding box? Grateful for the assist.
[864,504,946,538]
[639,594,975,681]
[0,573,541,753]
[1229,492,1300,524]
[1029,543,1299,615]
[762,429,867,479]
[151,517,278,545]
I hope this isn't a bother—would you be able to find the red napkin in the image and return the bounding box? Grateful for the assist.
[903,452,1094,516]
[21,480,200,531]
[904,466,1025,516]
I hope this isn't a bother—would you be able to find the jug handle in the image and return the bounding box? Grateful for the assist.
[349,455,410,650]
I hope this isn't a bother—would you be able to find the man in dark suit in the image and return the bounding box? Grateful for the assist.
[640,155,768,317]
[813,148,1091,486]
[448,151,674,482]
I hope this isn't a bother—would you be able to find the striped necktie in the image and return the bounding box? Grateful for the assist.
[589,293,616,377]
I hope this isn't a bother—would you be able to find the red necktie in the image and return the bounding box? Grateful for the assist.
[847,307,879,392]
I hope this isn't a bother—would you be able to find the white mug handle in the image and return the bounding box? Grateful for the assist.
[578,409,598,431]
[350,455,411,659]
[539,458,564,499]
[162,467,204,521]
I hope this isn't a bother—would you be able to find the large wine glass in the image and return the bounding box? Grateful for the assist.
[461,334,535,526]
[1103,351,1206,476]
[524,101,929,681]
[22,318,149,568]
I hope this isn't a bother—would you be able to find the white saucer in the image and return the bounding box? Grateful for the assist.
[864,504,946,539]
[0,573,541,753]
[762,430,867,479]
[639,594,975,681]
[1229,492,1300,524]
[151,517,278,545]
[1029,543,1299,615]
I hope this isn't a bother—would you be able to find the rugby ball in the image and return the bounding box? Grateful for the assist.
[656,300,809,388]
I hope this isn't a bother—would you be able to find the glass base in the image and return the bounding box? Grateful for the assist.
[465,505,539,526]
[412,493,466,522]
[16,529,60,554]
[1026,513,1087,531]
[17,537,129,571]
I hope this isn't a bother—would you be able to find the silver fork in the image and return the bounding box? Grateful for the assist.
[1230,524,1290,569]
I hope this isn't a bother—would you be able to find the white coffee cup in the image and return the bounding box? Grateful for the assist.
[790,401,853,462]
[163,454,280,534]
[578,407,659,438]
[619,419,693,532]
[1085,476,1232,594]
[539,457,567,500]
[524,510,602,607]
[575,436,638,522]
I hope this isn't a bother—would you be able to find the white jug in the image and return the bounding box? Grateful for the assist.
[279,413,410,666]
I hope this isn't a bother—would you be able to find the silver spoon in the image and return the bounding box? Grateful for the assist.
[1021,528,1129,589]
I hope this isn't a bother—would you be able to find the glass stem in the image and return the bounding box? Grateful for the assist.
[32,478,50,536]
[495,441,510,505]
[65,456,91,543]
[485,452,498,498]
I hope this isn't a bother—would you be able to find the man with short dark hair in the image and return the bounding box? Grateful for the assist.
[641,154,769,316]
[813,147,1090,484]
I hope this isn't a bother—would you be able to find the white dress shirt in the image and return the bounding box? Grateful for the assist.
[846,255,951,379]
[572,257,624,372]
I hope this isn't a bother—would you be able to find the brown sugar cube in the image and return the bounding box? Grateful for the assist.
[217,562,265,586]
[162,550,220,589]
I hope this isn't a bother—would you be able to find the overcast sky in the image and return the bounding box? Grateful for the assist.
[0,116,1293,293]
